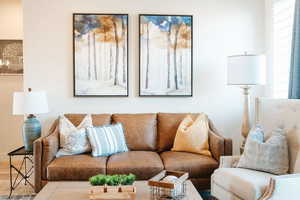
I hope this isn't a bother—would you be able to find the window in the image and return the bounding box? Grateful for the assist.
[272,0,295,98]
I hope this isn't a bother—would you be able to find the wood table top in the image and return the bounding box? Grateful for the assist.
[34,180,203,200]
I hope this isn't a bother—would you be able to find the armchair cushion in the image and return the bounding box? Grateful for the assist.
[219,156,240,168]
[160,151,218,178]
[212,168,273,200]
[260,174,300,200]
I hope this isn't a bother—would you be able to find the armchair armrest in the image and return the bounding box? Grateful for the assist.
[260,174,300,200]
[219,156,240,168]
[33,119,59,192]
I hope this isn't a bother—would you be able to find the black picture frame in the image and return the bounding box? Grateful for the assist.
[73,13,129,97]
[139,14,193,97]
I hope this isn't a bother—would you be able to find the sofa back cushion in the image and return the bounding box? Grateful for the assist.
[112,114,157,151]
[64,114,111,126]
[157,113,199,152]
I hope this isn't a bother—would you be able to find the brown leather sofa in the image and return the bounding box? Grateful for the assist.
[33,113,232,192]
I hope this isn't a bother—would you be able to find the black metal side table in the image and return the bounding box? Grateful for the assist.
[7,146,34,198]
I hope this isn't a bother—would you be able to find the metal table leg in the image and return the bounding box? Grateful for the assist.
[8,155,12,198]
[8,154,34,198]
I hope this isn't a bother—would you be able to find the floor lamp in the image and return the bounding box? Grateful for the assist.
[227,53,266,153]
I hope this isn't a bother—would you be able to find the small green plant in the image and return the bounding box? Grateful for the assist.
[89,174,136,186]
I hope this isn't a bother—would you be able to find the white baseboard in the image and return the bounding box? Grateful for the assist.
[0,152,23,164]
[0,153,8,164]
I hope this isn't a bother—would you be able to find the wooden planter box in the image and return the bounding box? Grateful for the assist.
[89,185,136,200]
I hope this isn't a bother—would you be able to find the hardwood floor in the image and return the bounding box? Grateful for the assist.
[0,159,35,198]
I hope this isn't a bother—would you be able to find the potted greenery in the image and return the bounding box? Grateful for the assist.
[89,174,137,200]
[89,174,136,186]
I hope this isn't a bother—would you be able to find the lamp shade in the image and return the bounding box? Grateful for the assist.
[227,54,266,85]
[13,91,49,115]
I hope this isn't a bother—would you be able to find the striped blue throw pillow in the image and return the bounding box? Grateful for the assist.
[86,123,129,157]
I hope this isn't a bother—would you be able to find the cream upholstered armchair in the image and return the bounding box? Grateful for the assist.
[211,98,300,200]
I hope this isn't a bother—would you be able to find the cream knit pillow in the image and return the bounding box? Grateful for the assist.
[237,125,289,175]
[171,113,211,156]
[56,114,93,157]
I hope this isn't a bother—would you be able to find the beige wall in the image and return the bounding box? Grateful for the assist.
[23,0,266,154]
[0,0,23,161]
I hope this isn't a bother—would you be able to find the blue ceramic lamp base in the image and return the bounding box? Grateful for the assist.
[23,114,41,152]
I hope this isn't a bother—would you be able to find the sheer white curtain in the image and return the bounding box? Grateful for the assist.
[272,0,295,98]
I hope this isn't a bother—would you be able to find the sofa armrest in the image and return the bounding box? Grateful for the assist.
[224,138,233,156]
[33,130,59,192]
[260,174,300,200]
[219,156,240,168]
[209,129,233,162]
[33,119,59,192]
[41,130,59,179]
[33,137,43,193]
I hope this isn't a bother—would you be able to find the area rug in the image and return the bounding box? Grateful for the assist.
[0,195,35,200]
[200,190,213,200]
[0,192,210,200]
[2,194,208,200]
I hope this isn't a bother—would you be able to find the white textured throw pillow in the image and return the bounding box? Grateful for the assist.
[237,125,289,175]
[56,115,93,157]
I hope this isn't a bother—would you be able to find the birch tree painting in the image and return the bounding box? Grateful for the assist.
[73,14,128,96]
[139,15,192,96]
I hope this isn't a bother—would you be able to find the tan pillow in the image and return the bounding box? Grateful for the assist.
[171,114,211,156]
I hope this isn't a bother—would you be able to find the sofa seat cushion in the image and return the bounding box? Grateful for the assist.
[107,151,164,180]
[212,168,273,200]
[47,154,107,181]
[160,151,218,178]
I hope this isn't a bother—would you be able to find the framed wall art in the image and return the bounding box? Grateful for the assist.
[73,13,128,97]
[0,40,23,75]
[139,14,193,97]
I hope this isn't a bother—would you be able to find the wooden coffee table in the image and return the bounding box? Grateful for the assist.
[34,180,202,200]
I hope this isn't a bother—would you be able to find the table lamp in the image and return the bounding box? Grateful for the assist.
[227,53,266,153]
[13,88,49,152]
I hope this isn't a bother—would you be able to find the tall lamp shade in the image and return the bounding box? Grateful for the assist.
[12,89,49,152]
[227,54,266,153]
[227,54,266,85]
